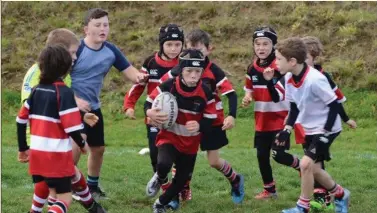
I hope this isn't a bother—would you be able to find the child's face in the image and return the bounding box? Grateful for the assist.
[186,42,210,57]
[84,16,110,44]
[181,67,203,87]
[305,53,315,66]
[162,40,182,59]
[254,38,273,60]
[68,44,79,65]
[275,50,292,75]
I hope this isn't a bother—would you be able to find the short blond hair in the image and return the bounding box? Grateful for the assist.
[301,36,324,58]
[46,28,80,49]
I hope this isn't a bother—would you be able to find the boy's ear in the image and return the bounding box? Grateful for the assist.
[208,44,215,53]
[83,26,89,35]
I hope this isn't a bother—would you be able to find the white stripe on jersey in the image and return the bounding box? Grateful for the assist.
[24,101,30,109]
[30,135,72,152]
[245,74,251,80]
[64,124,84,133]
[146,96,153,103]
[215,101,223,110]
[207,99,215,105]
[222,89,235,96]
[167,123,201,137]
[216,77,227,87]
[179,109,199,115]
[243,86,253,92]
[29,114,61,123]
[148,79,160,83]
[16,117,28,124]
[204,113,217,119]
[59,107,79,116]
[254,101,290,112]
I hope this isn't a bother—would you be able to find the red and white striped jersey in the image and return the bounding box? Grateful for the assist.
[147,77,217,154]
[16,81,83,177]
[123,52,178,110]
[160,59,235,126]
[244,59,289,132]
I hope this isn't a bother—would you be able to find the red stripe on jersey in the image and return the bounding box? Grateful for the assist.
[218,78,234,95]
[154,53,179,68]
[156,130,202,154]
[175,112,202,125]
[18,105,30,120]
[244,75,253,91]
[30,119,67,139]
[253,59,278,72]
[147,81,161,95]
[254,111,287,132]
[175,78,206,98]
[335,88,345,101]
[29,149,75,177]
[60,110,82,132]
[287,66,310,88]
[252,87,273,102]
[124,83,146,110]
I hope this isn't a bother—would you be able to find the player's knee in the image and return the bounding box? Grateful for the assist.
[90,146,105,156]
[300,157,313,172]
[156,161,171,176]
[257,149,269,161]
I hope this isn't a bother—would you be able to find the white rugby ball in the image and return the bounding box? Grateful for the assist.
[152,92,178,129]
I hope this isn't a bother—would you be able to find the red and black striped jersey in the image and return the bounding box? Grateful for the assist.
[160,58,235,126]
[244,59,289,132]
[16,81,83,177]
[147,77,217,154]
[123,52,178,110]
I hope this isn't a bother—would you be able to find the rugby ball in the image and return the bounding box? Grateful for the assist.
[151,92,178,129]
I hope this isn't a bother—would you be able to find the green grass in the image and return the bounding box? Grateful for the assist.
[2,87,377,212]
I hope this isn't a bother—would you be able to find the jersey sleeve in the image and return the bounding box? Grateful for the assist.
[284,74,294,103]
[58,86,84,133]
[244,64,253,92]
[21,64,40,103]
[211,64,235,96]
[323,72,346,103]
[275,76,286,101]
[311,76,337,105]
[106,42,131,72]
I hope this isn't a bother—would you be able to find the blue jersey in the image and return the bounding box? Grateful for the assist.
[71,39,131,110]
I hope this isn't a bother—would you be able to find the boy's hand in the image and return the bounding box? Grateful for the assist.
[136,73,149,84]
[83,113,99,127]
[222,116,235,130]
[146,108,168,125]
[186,121,200,133]
[241,94,253,108]
[125,108,136,120]
[80,142,89,154]
[263,67,275,81]
[18,150,29,163]
[75,96,91,112]
[346,119,357,129]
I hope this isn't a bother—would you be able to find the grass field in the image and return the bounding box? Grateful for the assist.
[1,87,376,213]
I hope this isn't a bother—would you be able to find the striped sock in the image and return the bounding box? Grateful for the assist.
[264,181,276,193]
[72,171,94,206]
[219,161,238,183]
[47,196,57,208]
[30,181,49,213]
[48,200,68,213]
[87,175,99,189]
[296,196,310,210]
[329,184,344,199]
[291,156,300,171]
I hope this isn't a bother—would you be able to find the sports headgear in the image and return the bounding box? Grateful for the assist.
[253,26,277,45]
[159,24,184,59]
[171,49,205,76]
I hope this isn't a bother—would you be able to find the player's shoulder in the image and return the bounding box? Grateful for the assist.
[142,53,157,67]
[209,62,225,75]
[200,80,214,100]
